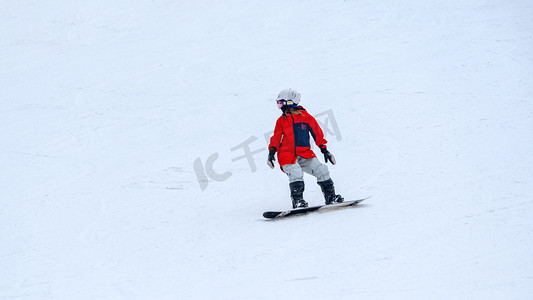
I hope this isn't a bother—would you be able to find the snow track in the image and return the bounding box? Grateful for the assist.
[1,0,532,299]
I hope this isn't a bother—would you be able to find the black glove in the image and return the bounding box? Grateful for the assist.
[267,147,277,169]
[320,147,336,165]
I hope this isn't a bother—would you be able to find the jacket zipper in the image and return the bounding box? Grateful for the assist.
[289,112,297,163]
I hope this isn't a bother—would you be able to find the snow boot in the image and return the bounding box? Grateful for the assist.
[289,181,308,209]
[318,179,344,205]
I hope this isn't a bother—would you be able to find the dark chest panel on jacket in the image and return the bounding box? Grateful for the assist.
[292,122,316,147]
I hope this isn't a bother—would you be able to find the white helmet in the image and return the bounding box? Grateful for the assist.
[276,88,301,109]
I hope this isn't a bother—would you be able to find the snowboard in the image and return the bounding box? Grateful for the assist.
[263,196,370,219]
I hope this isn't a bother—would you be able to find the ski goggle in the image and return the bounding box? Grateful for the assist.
[276,99,296,108]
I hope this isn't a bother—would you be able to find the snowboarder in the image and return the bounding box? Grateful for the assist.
[267,88,344,209]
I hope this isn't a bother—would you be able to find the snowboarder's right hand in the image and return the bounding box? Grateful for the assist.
[321,147,336,165]
[267,147,277,169]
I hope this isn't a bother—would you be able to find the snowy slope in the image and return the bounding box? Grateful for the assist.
[2,0,533,299]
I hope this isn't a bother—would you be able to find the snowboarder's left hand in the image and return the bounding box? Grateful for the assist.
[321,147,336,165]
[267,147,277,169]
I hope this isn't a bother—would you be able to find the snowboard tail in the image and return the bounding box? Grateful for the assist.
[263,197,370,219]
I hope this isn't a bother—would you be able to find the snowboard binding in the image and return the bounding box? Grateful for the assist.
[318,179,344,205]
[289,181,308,209]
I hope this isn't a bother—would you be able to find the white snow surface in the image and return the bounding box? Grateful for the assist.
[2,0,533,299]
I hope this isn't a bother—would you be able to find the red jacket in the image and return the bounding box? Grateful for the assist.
[268,107,327,167]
